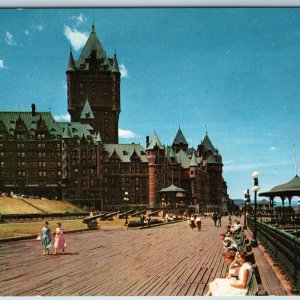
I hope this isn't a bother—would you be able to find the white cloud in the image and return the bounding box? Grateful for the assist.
[36,25,44,31]
[224,160,234,165]
[119,63,129,78]
[0,60,4,69]
[119,128,136,139]
[70,13,87,27]
[64,26,89,51]
[25,30,29,36]
[54,114,71,122]
[5,32,16,45]
[269,146,277,151]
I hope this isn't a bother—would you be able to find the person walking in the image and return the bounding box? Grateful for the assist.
[190,215,196,230]
[217,213,222,227]
[212,213,217,226]
[196,215,202,231]
[54,222,66,255]
[41,221,52,255]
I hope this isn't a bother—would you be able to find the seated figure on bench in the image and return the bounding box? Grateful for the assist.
[223,250,240,278]
[219,233,238,253]
[206,251,253,296]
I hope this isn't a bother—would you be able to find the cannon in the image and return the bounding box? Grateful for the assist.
[117,209,135,219]
[82,213,106,229]
[148,210,161,217]
[101,211,120,220]
[131,210,147,217]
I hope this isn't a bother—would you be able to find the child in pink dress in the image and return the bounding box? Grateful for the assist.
[54,222,66,255]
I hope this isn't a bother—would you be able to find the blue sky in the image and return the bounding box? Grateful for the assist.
[0,8,300,201]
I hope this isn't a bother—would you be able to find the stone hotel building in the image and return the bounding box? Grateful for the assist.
[0,25,229,211]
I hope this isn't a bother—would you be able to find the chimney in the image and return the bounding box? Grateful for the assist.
[31,104,36,116]
[146,136,149,148]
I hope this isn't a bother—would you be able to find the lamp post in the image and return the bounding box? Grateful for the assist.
[243,189,250,230]
[124,191,129,225]
[251,171,259,248]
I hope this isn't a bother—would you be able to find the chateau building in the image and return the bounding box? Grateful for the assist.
[0,24,229,211]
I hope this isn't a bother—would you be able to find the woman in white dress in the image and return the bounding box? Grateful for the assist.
[206,251,253,296]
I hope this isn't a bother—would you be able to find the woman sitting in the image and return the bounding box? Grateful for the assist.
[223,251,240,278]
[206,251,253,296]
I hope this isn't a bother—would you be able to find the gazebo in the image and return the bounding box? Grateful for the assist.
[259,175,300,224]
[259,175,300,207]
[159,184,186,208]
[257,199,271,207]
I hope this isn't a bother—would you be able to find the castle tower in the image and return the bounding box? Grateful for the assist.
[172,127,188,153]
[146,132,165,207]
[66,24,121,144]
[198,133,223,206]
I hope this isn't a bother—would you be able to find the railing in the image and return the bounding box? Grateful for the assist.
[248,216,300,294]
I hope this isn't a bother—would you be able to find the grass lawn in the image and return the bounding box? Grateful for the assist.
[0,197,86,214]
[25,198,86,213]
[0,217,141,239]
[0,197,42,214]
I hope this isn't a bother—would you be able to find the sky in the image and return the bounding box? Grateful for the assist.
[0,8,300,202]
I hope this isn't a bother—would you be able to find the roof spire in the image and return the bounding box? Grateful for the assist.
[112,50,120,73]
[67,48,75,71]
[205,124,208,136]
[92,20,95,33]
[173,127,188,146]
[80,98,95,120]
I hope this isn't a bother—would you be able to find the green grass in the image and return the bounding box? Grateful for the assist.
[0,197,42,214]
[0,197,86,214]
[25,198,86,213]
[0,217,142,239]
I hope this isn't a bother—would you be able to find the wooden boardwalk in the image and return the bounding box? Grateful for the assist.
[0,218,286,296]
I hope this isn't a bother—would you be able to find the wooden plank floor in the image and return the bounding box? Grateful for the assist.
[0,217,286,296]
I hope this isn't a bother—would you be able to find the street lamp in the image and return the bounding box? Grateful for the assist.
[251,171,260,248]
[243,189,250,229]
[124,191,129,225]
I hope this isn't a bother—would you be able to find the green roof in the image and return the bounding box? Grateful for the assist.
[112,52,120,73]
[104,144,148,163]
[189,151,198,167]
[58,122,95,140]
[80,99,95,119]
[159,184,185,193]
[175,149,190,168]
[76,24,112,71]
[165,146,179,164]
[260,175,300,198]
[173,127,188,145]
[202,134,217,154]
[146,132,164,150]
[67,49,75,71]
[0,111,62,138]
[95,132,102,144]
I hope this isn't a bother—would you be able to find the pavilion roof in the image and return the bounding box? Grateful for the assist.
[259,175,300,199]
[159,184,185,193]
